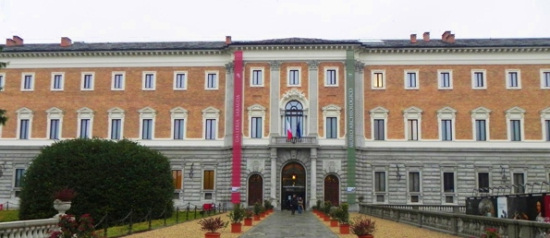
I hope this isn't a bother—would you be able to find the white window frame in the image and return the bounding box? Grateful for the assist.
[111,72,125,91]
[476,169,491,194]
[171,107,188,140]
[441,170,457,204]
[287,68,301,87]
[0,73,5,91]
[438,70,453,89]
[404,70,419,89]
[322,104,342,139]
[205,71,219,90]
[81,72,94,91]
[373,169,388,204]
[471,107,491,141]
[76,107,94,139]
[248,104,266,139]
[370,106,388,141]
[371,70,385,90]
[540,107,550,141]
[46,107,63,140]
[202,107,220,140]
[16,107,33,139]
[250,68,264,87]
[202,168,216,200]
[506,107,525,141]
[407,170,422,204]
[173,71,188,90]
[139,107,156,140]
[21,73,35,91]
[108,107,125,140]
[505,69,521,89]
[142,71,156,90]
[512,170,526,194]
[403,107,422,141]
[51,72,64,91]
[438,107,456,141]
[472,70,487,89]
[541,69,550,89]
[324,68,338,87]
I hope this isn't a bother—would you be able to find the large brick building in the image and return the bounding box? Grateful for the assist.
[1,32,550,209]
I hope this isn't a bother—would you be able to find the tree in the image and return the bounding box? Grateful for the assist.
[19,138,174,222]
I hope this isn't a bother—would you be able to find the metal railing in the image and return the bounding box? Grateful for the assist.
[270,136,318,147]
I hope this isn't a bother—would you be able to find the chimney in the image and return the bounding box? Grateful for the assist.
[61,37,72,47]
[410,34,417,43]
[6,38,16,47]
[423,32,430,42]
[442,31,451,41]
[12,35,23,45]
[225,36,232,45]
[447,34,455,43]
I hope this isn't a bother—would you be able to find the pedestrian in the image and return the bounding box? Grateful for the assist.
[297,196,304,214]
[290,194,298,215]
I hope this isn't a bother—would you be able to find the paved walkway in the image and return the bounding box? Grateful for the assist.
[240,210,337,238]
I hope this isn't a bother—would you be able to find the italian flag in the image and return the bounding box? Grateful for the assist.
[286,118,293,140]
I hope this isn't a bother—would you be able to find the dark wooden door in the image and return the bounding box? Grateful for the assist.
[324,175,339,206]
[248,174,263,206]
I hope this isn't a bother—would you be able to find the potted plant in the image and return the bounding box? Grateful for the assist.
[264,199,273,213]
[227,203,245,233]
[323,201,332,221]
[244,209,254,226]
[50,214,99,238]
[480,227,501,238]
[253,202,262,220]
[337,203,350,234]
[52,188,76,216]
[350,216,376,238]
[357,195,365,203]
[329,207,339,227]
[198,216,227,238]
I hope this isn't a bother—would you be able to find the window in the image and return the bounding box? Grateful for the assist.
[541,70,550,89]
[111,119,121,140]
[251,117,262,138]
[374,171,386,203]
[438,70,452,89]
[288,69,300,86]
[173,119,185,140]
[404,107,422,141]
[0,73,4,91]
[506,70,520,89]
[443,172,455,203]
[14,168,25,188]
[142,119,153,140]
[174,72,187,90]
[77,107,94,138]
[326,117,337,139]
[545,120,550,141]
[16,108,33,139]
[112,72,125,90]
[404,71,418,89]
[19,119,29,139]
[143,72,155,90]
[472,70,486,89]
[441,120,453,141]
[372,71,385,89]
[510,120,521,141]
[205,119,216,140]
[513,173,525,194]
[251,69,263,86]
[49,119,60,139]
[373,119,385,140]
[475,120,487,141]
[21,73,34,91]
[408,119,419,141]
[206,72,218,89]
[47,108,63,140]
[478,172,490,192]
[203,170,214,190]
[325,69,337,86]
[172,170,183,190]
[79,119,90,138]
[438,107,456,141]
[506,107,524,141]
[81,73,94,90]
[51,73,64,91]
[409,172,420,203]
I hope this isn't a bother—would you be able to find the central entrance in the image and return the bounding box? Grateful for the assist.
[281,162,306,210]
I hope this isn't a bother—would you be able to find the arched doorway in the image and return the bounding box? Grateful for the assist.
[281,162,306,210]
[324,174,339,206]
[248,174,263,206]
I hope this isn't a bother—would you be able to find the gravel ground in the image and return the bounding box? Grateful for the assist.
[123,212,460,238]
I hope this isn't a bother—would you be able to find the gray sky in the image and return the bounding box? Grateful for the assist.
[1,0,549,43]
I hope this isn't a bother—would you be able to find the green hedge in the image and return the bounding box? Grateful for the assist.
[19,138,174,222]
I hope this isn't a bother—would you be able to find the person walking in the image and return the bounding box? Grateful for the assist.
[297,196,304,214]
[290,194,298,215]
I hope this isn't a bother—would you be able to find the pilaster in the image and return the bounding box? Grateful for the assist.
[308,60,319,136]
[269,61,281,137]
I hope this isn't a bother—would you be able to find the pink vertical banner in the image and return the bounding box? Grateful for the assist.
[231,51,243,204]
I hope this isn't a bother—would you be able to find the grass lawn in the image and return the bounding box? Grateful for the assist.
[0,210,19,222]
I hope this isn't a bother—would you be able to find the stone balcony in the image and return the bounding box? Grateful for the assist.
[269,136,319,148]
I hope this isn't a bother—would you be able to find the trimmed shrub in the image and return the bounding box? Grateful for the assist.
[19,138,174,222]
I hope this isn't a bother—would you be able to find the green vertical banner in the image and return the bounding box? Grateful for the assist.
[345,49,356,204]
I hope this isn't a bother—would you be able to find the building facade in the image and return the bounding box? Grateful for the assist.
[1,32,550,209]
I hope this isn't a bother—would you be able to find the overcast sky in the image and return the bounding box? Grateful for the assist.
[1,0,549,43]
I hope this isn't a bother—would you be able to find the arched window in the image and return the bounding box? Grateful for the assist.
[284,100,304,138]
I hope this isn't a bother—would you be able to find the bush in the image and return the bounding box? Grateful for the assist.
[19,139,174,222]
[350,216,375,236]
[198,217,227,233]
[228,203,245,224]
[336,203,349,224]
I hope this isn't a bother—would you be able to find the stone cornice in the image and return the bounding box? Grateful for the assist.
[232,44,356,51]
[364,47,550,54]
[0,49,225,58]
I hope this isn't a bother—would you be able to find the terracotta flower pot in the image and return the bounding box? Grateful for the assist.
[254,215,261,221]
[244,218,253,226]
[231,223,242,233]
[323,215,330,221]
[204,232,220,238]
[358,235,374,238]
[330,219,338,227]
[339,224,350,234]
